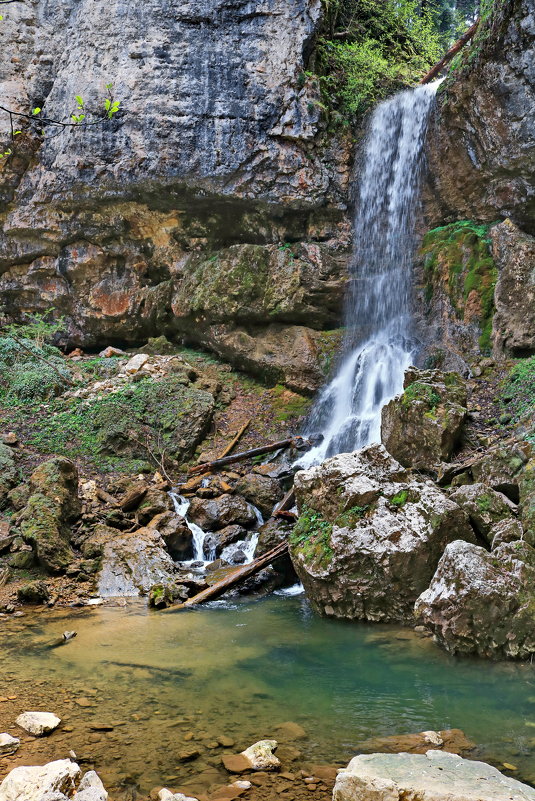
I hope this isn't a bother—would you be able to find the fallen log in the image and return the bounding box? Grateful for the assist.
[273,487,296,515]
[171,542,289,609]
[218,418,252,459]
[420,19,479,84]
[188,436,308,476]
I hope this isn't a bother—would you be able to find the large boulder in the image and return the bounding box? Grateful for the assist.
[415,540,535,660]
[0,760,81,801]
[519,457,535,544]
[234,472,283,519]
[20,457,80,573]
[333,750,535,801]
[291,445,476,623]
[94,526,177,597]
[381,369,467,471]
[449,483,516,545]
[187,494,257,531]
[147,512,193,561]
[471,439,532,503]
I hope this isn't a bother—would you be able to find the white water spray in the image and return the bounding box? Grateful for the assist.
[299,81,442,468]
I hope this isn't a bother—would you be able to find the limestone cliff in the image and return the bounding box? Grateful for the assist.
[0,0,351,390]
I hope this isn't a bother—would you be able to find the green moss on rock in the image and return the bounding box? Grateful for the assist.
[420,221,498,352]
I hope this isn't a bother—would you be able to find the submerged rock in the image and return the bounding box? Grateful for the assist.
[415,540,535,660]
[15,711,61,736]
[291,445,476,623]
[223,739,280,773]
[333,750,535,801]
[381,369,467,470]
[355,728,475,757]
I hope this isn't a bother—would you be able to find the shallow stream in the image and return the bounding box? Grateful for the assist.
[1,594,534,796]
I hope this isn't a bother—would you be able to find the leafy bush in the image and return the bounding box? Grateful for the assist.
[317,0,444,122]
[0,336,70,402]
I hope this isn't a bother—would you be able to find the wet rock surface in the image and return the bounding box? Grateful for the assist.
[188,495,257,532]
[96,526,177,597]
[291,445,476,622]
[415,540,535,660]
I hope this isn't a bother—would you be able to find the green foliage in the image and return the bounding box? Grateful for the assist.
[420,221,498,352]
[0,320,70,402]
[290,505,334,568]
[500,356,535,428]
[317,0,443,122]
[447,0,511,80]
[390,490,409,507]
[4,311,65,348]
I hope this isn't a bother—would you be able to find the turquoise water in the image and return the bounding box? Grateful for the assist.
[1,593,534,794]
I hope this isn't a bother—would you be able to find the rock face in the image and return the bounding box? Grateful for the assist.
[20,457,80,573]
[0,0,350,390]
[291,445,476,622]
[491,220,535,356]
[0,443,17,508]
[381,369,467,470]
[415,540,535,660]
[425,0,535,232]
[333,750,535,801]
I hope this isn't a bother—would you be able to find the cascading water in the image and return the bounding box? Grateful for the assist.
[299,81,442,469]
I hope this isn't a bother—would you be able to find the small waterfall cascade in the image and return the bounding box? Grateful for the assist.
[169,493,262,566]
[299,81,442,469]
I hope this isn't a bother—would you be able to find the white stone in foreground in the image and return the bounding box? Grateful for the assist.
[15,711,61,736]
[157,790,199,801]
[242,739,280,770]
[73,770,108,800]
[333,750,535,801]
[0,759,81,801]
[0,734,19,755]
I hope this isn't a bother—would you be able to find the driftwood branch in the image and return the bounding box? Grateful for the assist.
[420,19,479,84]
[218,418,251,460]
[188,436,308,475]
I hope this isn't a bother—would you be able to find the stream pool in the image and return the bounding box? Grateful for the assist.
[1,593,534,795]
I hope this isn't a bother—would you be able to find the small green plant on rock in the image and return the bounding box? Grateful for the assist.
[500,356,535,433]
[290,505,334,568]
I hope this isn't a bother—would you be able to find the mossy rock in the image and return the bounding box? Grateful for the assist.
[0,443,17,508]
[20,493,74,574]
[290,505,334,570]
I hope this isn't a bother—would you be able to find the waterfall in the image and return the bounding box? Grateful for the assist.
[298,81,442,469]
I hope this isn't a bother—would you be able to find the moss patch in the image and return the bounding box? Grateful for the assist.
[290,505,334,569]
[500,356,535,437]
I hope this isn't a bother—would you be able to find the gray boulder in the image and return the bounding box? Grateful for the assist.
[95,526,177,597]
[449,483,516,544]
[291,445,476,623]
[381,369,467,471]
[188,494,257,531]
[415,540,535,660]
[333,750,535,801]
[147,512,193,560]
